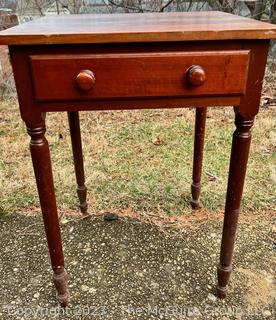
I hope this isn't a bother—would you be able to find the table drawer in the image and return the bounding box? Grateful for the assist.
[30,51,249,101]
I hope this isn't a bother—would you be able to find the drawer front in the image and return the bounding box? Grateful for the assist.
[30,51,249,101]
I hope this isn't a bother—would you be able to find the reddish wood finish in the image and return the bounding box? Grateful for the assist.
[38,96,241,111]
[53,269,70,307]
[68,111,87,214]
[30,51,249,101]
[2,12,275,307]
[191,107,207,209]
[0,12,276,45]
[76,70,96,91]
[9,41,262,113]
[186,65,206,87]
[26,119,69,306]
[217,111,254,298]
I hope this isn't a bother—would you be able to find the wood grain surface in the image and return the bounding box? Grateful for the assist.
[30,50,249,101]
[1,11,276,45]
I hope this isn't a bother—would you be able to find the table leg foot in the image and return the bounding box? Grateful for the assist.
[191,182,201,209]
[216,264,232,299]
[191,107,207,209]
[216,286,227,299]
[77,185,88,214]
[53,269,70,307]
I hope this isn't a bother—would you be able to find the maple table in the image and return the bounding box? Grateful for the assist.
[0,11,275,306]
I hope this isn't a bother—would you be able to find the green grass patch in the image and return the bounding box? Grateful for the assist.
[0,102,275,216]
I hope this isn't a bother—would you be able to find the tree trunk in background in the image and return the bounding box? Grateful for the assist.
[270,2,276,24]
[253,0,265,20]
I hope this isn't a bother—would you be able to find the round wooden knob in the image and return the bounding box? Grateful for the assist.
[186,65,206,86]
[76,70,95,91]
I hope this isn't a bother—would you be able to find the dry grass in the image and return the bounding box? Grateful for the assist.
[0,97,275,219]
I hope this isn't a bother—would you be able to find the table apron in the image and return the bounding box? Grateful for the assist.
[8,40,270,121]
[34,96,242,112]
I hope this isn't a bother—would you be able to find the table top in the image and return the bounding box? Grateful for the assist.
[1,11,276,45]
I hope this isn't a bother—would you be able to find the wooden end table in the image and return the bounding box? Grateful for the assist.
[0,11,275,307]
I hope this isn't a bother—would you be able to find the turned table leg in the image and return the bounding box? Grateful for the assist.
[68,111,88,214]
[27,120,70,307]
[216,111,254,298]
[191,107,207,209]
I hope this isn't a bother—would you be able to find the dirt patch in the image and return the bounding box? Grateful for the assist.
[237,268,276,307]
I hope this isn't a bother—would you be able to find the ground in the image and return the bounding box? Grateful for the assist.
[0,213,275,319]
